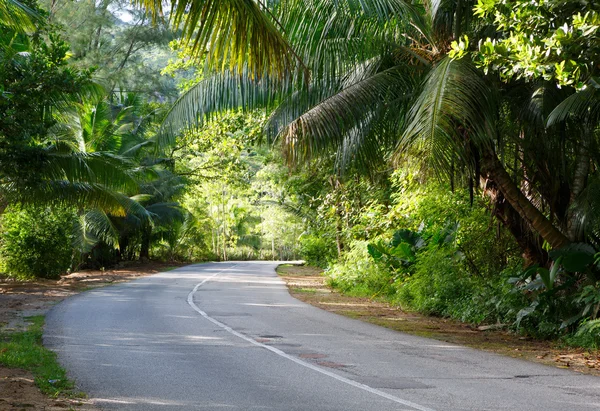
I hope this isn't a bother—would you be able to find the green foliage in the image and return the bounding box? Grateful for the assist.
[324,178,527,326]
[0,316,75,396]
[135,0,301,80]
[565,319,600,349]
[328,241,394,297]
[508,244,599,338]
[0,206,75,279]
[467,0,600,88]
[41,0,177,98]
[575,284,600,320]
[298,235,336,268]
[549,243,596,272]
[368,229,425,273]
[0,23,94,188]
[397,246,479,321]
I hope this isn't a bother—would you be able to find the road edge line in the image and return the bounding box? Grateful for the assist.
[186,263,436,411]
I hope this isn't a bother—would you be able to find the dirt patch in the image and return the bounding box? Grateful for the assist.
[278,265,600,377]
[0,261,185,411]
[0,367,96,411]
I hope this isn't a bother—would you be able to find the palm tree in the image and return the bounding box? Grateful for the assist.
[134,0,306,80]
[48,92,189,263]
[144,0,600,265]
[0,0,38,32]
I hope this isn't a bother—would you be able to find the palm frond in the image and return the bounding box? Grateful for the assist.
[281,0,429,87]
[44,147,140,194]
[546,86,600,127]
[146,202,186,225]
[135,0,304,79]
[157,69,278,149]
[569,174,600,244]
[279,64,415,166]
[261,199,315,221]
[267,56,385,140]
[399,56,497,177]
[0,181,146,218]
[0,0,39,33]
[73,209,120,253]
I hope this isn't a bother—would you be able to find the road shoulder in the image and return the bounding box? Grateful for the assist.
[277,264,600,377]
[0,262,183,411]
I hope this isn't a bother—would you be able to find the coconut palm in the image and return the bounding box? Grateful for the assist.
[48,92,189,262]
[148,0,600,265]
[0,0,38,32]
[134,0,306,80]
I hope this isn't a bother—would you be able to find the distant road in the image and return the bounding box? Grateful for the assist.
[45,262,600,410]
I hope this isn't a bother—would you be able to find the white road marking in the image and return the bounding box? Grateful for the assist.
[186,263,436,411]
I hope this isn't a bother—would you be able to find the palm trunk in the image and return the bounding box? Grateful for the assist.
[567,132,591,241]
[118,235,129,261]
[140,224,151,261]
[481,177,547,265]
[482,151,569,250]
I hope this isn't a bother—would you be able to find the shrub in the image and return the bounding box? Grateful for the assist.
[0,206,76,279]
[227,245,259,261]
[393,246,527,324]
[395,246,478,319]
[299,234,337,268]
[328,241,394,296]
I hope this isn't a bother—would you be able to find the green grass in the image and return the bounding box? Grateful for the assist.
[0,316,79,397]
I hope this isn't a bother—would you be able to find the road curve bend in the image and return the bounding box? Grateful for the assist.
[45,262,600,410]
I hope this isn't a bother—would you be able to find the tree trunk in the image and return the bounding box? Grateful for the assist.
[116,15,146,71]
[211,227,216,256]
[481,176,547,265]
[92,0,109,51]
[140,225,151,261]
[118,235,129,261]
[335,207,344,258]
[481,151,570,251]
[567,132,591,241]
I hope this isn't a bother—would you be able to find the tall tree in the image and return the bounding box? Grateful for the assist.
[153,0,600,267]
[42,0,177,98]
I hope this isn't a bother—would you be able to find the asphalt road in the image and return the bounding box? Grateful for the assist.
[45,262,600,410]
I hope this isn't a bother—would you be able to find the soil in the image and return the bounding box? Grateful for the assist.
[0,367,95,411]
[0,261,184,411]
[277,264,600,377]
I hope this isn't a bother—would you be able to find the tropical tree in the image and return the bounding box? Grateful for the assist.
[149,0,600,268]
[0,14,152,218]
[0,0,38,32]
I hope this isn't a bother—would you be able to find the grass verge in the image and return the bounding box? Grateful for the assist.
[0,315,79,397]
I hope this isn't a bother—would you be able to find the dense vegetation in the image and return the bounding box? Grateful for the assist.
[2,0,600,346]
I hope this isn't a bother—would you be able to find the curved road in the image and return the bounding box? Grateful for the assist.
[45,262,600,410]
